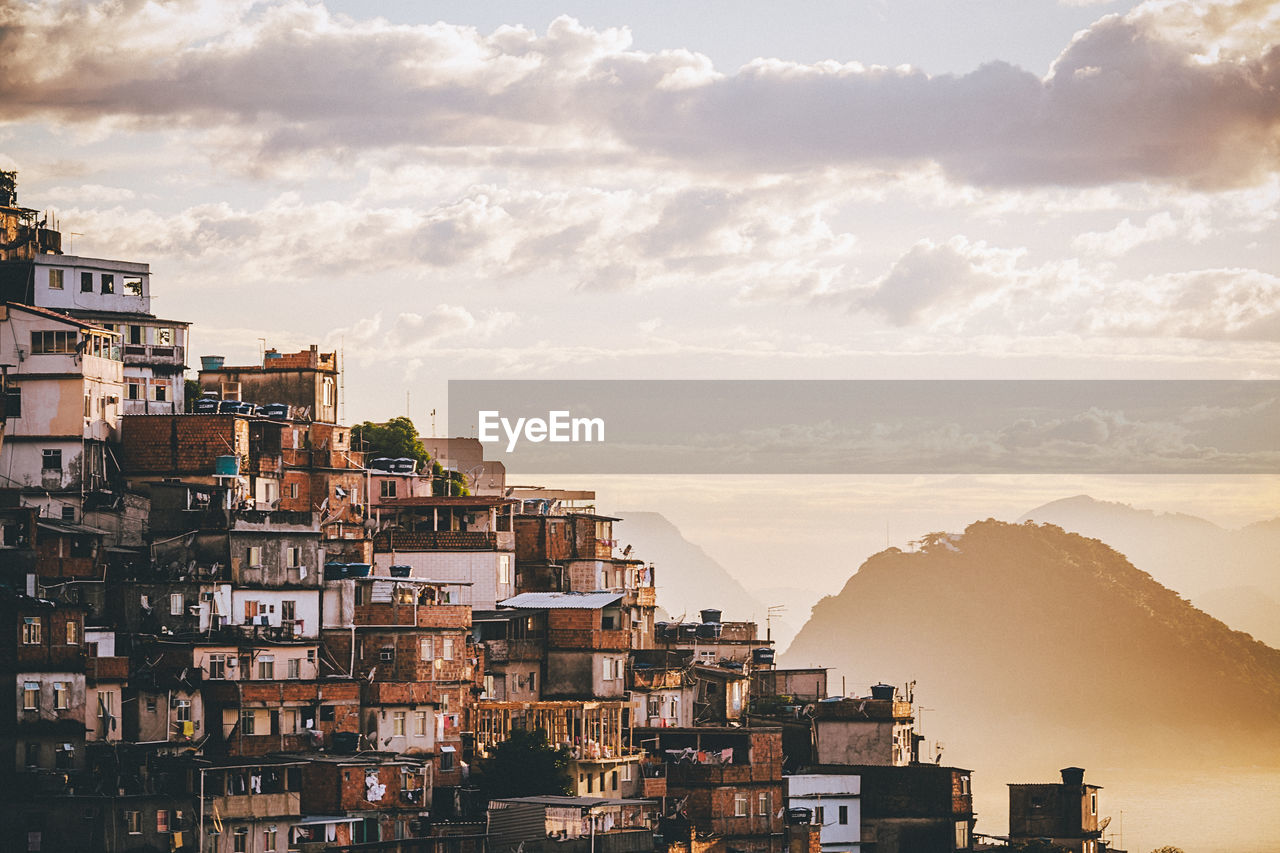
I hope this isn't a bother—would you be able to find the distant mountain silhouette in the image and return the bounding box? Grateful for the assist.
[1019,495,1280,644]
[611,511,791,645]
[784,519,1280,770]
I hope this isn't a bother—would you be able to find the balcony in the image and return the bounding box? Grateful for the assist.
[482,639,545,663]
[353,603,471,629]
[634,587,655,608]
[373,531,498,551]
[548,628,630,651]
[86,655,129,683]
[208,791,300,819]
[123,343,185,368]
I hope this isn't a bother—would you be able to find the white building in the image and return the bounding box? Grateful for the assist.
[0,302,123,520]
[788,773,862,853]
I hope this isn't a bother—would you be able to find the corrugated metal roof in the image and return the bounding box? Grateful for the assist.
[499,591,623,609]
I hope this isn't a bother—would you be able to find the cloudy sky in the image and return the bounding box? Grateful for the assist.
[3,0,1279,601]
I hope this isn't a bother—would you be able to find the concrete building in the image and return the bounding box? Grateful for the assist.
[811,685,917,767]
[787,772,862,853]
[0,175,191,417]
[473,608,548,702]
[198,345,340,424]
[1008,767,1106,853]
[486,796,656,853]
[0,303,123,521]
[497,591,630,701]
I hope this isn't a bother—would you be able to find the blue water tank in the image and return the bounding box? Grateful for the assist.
[193,398,220,413]
[200,355,225,371]
[214,455,239,476]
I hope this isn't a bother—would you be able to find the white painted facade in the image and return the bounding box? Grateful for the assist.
[363,704,437,754]
[227,588,321,638]
[376,550,513,610]
[788,773,862,853]
[194,643,321,682]
[0,304,122,516]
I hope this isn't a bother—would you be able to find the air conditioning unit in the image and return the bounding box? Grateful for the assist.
[226,658,237,668]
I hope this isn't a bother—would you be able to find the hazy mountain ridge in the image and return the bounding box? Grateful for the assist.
[1019,494,1280,645]
[784,519,1280,769]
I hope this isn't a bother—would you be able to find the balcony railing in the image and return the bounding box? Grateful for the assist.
[373,531,498,551]
[122,343,185,365]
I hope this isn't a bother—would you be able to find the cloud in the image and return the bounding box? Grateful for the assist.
[855,237,1023,325]
[2,1,1277,188]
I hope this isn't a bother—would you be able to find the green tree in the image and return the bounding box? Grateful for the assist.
[352,417,431,471]
[433,466,470,497]
[478,728,573,800]
[183,378,202,412]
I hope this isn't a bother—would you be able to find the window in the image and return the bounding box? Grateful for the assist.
[602,659,613,681]
[381,480,397,499]
[612,770,619,790]
[954,820,971,849]
[100,273,114,294]
[838,805,848,825]
[1090,792,1097,815]
[318,705,335,722]
[23,682,39,711]
[125,811,141,834]
[258,655,275,680]
[3,386,19,418]
[25,742,40,767]
[156,810,170,833]
[176,699,191,723]
[814,806,824,825]
[528,671,536,692]
[147,698,157,713]
[761,793,771,817]
[31,330,77,353]
[48,269,64,290]
[22,616,41,644]
[414,710,427,736]
[66,620,78,644]
[246,546,263,568]
[149,381,168,402]
[240,709,256,735]
[498,555,511,585]
[233,827,249,853]
[208,654,226,679]
[170,593,184,615]
[287,658,300,679]
[287,482,299,499]
[157,327,173,345]
[393,711,406,736]
[61,505,75,522]
[439,750,455,772]
[81,272,93,293]
[285,547,301,567]
[441,638,454,660]
[53,682,70,710]
[127,382,141,401]
[128,325,143,345]
[123,276,143,296]
[734,793,748,817]
[41,449,61,471]
[263,826,278,852]
[323,377,334,406]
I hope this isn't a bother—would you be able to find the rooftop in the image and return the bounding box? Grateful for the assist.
[499,591,624,610]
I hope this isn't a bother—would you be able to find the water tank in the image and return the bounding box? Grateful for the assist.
[870,683,896,701]
[679,623,699,639]
[193,398,220,413]
[200,355,225,371]
[213,455,239,476]
[389,565,411,578]
[696,622,721,639]
[264,351,283,361]
[324,562,348,580]
[259,403,290,420]
[700,608,722,624]
[752,647,776,664]
[331,732,359,754]
[368,457,395,472]
[345,563,372,578]
[391,457,417,474]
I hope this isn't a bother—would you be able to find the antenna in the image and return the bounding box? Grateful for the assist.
[430,409,436,437]
[766,604,786,643]
[339,337,346,425]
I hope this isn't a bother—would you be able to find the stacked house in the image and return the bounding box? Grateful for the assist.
[1,179,1120,853]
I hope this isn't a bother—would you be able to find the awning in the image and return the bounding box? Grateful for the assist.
[295,816,362,826]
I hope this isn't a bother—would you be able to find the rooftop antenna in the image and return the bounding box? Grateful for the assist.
[339,337,346,425]
[766,604,786,643]
[67,231,82,253]
[430,409,437,437]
